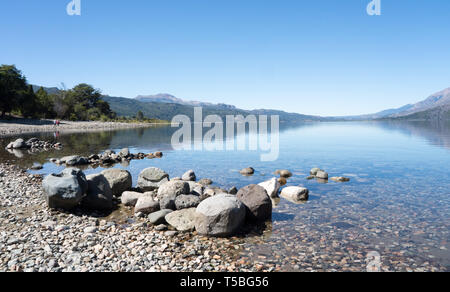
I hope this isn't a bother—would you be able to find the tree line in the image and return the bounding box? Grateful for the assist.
[0,64,116,121]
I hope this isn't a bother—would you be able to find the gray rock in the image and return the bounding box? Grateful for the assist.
[280,186,309,202]
[316,170,329,180]
[134,196,160,214]
[239,167,255,176]
[61,155,89,166]
[198,178,213,186]
[165,208,196,232]
[82,174,113,210]
[6,142,13,149]
[236,184,272,221]
[12,138,27,149]
[258,178,281,198]
[137,167,169,191]
[330,176,350,182]
[164,231,177,237]
[175,194,201,210]
[84,226,98,234]
[148,209,173,225]
[195,194,246,237]
[157,181,190,210]
[101,169,132,197]
[42,168,88,210]
[310,168,321,176]
[182,170,196,181]
[121,191,144,206]
[155,224,168,231]
[119,148,130,157]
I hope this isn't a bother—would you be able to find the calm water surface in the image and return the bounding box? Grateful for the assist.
[1,121,449,271]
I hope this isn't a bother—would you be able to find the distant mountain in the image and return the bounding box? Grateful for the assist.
[340,87,450,121]
[104,95,321,122]
[135,93,217,107]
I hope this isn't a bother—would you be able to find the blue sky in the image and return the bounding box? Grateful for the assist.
[1,0,449,116]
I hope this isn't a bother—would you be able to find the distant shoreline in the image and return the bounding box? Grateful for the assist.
[0,118,171,138]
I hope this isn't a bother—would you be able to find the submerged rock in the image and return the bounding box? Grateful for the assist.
[330,177,350,182]
[239,167,255,176]
[195,194,246,237]
[275,169,293,178]
[280,186,309,202]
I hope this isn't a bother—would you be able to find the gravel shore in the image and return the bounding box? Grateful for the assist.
[0,163,268,272]
[0,119,167,138]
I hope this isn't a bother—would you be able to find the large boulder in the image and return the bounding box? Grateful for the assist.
[258,178,281,198]
[101,169,132,197]
[182,170,196,182]
[316,171,329,180]
[82,174,113,210]
[42,168,88,210]
[195,194,246,237]
[236,185,272,221]
[134,196,160,214]
[165,208,196,232]
[157,181,190,210]
[280,186,309,202]
[310,168,321,176]
[148,209,173,225]
[121,191,144,206]
[175,194,201,210]
[186,181,204,196]
[137,167,169,191]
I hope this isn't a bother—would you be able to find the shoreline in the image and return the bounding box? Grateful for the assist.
[0,162,262,272]
[0,119,171,138]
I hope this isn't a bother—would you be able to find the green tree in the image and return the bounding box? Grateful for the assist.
[35,87,56,119]
[0,65,28,117]
[136,110,144,121]
[19,85,39,118]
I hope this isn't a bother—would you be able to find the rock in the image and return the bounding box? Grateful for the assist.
[228,186,238,195]
[164,231,177,237]
[306,175,315,180]
[29,163,43,171]
[186,181,204,196]
[61,155,89,166]
[157,181,190,210]
[154,151,163,158]
[236,184,272,221]
[148,209,173,225]
[198,178,213,186]
[280,186,309,202]
[310,168,321,176]
[84,226,98,234]
[165,208,196,232]
[137,167,169,191]
[275,170,292,178]
[195,194,246,237]
[278,177,287,186]
[182,170,196,181]
[42,168,88,210]
[12,138,27,149]
[119,148,130,157]
[330,177,350,182]
[316,170,329,180]
[101,169,132,197]
[258,178,281,198]
[25,138,39,145]
[6,142,13,149]
[82,174,113,210]
[155,224,168,231]
[121,191,144,206]
[175,194,201,210]
[134,196,160,214]
[239,167,255,176]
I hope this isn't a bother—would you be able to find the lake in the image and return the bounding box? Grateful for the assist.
[1,120,449,271]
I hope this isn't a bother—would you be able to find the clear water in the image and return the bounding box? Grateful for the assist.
[1,121,449,271]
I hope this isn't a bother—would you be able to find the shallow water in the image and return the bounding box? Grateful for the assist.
[1,121,449,271]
